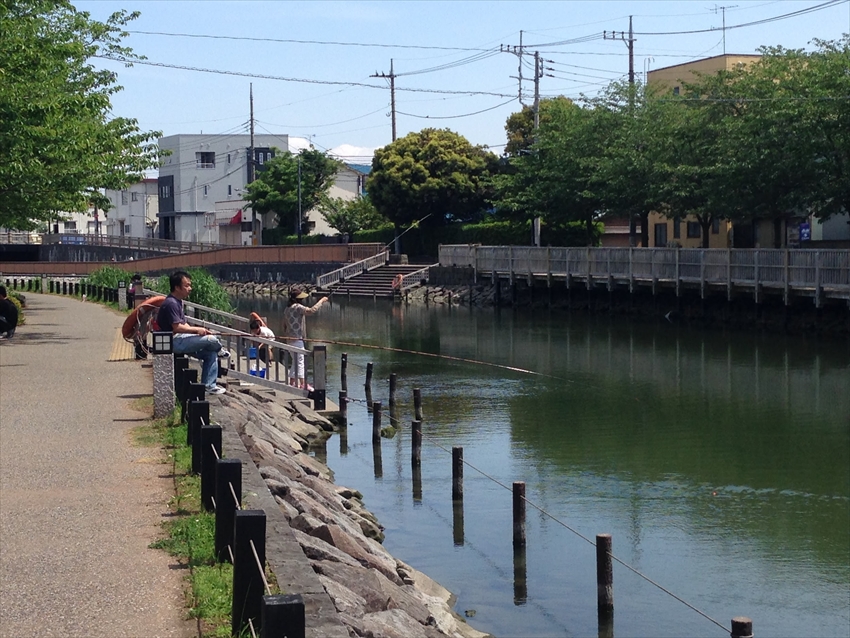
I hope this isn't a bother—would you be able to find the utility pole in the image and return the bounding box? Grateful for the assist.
[605,17,640,246]
[371,60,397,141]
[712,5,738,55]
[296,155,302,245]
[500,31,526,105]
[603,16,636,86]
[248,83,257,245]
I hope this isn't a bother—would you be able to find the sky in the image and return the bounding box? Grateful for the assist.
[75,0,850,164]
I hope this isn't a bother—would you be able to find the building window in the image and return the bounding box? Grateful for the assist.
[121,191,128,205]
[712,217,720,234]
[160,185,171,199]
[203,185,209,197]
[241,221,253,233]
[227,153,231,164]
[65,221,77,231]
[258,153,264,165]
[673,216,681,239]
[687,221,701,238]
[124,223,132,235]
[654,223,668,247]
[673,86,680,96]
[196,151,216,168]
[131,192,139,202]
[228,185,232,196]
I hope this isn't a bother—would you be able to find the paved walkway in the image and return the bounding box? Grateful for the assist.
[0,293,194,638]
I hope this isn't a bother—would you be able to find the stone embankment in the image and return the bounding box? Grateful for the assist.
[210,385,489,638]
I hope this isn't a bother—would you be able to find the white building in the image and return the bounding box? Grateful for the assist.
[304,163,371,236]
[157,133,289,243]
[103,179,159,239]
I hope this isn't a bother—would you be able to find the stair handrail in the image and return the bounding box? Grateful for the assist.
[316,250,389,289]
[398,264,436,291]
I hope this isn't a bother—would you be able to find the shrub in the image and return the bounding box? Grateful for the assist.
[149,268,233,313]
[7,293,25,326]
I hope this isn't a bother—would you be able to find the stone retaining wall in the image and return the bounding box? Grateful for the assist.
[209,385,489,638]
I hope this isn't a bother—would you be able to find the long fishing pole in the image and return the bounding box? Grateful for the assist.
[281,336,567,381]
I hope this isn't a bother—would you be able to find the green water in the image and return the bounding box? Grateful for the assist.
[236,296,850,637]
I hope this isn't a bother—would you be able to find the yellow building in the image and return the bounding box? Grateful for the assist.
[643,55,757,247]
[647,54,761,96]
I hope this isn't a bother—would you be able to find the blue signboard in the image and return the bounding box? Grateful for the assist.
[799,222,811,242]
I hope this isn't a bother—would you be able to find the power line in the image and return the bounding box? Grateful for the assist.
[397,97,517,120]
[634,0,846,35]
[95,56,516,98]
[126,30,492,52]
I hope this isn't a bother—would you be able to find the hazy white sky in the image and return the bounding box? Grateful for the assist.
[75,0,850,161]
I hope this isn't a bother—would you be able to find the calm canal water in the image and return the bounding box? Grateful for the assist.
[235,296,850,638]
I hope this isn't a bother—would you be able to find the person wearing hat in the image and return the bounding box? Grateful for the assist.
[283,288,328,388]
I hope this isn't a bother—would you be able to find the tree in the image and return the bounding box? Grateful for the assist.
[367,128,498,229]
[503,97,574,157]
[245,148,341,234]
[0,0,161,229]
[318,195,388,236]
[493,98,606,245]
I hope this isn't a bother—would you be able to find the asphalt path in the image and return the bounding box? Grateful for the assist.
[0,293,194,637]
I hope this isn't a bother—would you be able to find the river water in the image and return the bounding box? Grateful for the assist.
[235,296,850,638]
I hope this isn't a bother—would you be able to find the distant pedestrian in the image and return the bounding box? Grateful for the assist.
[0,286,19,339]
[283,288,328,389]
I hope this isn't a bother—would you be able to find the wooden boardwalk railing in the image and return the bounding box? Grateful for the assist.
[439,245,850,307]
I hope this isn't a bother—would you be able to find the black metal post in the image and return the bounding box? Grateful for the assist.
[232,510,267,637]
[200,425,222,509]
[214,458,242,562]
[261,594,305,638]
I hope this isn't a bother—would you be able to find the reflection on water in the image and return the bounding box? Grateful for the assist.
[235,296,850,638]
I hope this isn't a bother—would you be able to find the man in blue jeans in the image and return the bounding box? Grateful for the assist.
[157,271,229,394]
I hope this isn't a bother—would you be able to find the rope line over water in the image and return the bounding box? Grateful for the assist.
[342,392,729,634]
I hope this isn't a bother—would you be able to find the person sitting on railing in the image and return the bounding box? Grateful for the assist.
[158,270,229,395]
[249,314,275,365]
[283,288,328,389]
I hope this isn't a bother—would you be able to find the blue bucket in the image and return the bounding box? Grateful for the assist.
[248,346,258,359]
[249,368,266,378]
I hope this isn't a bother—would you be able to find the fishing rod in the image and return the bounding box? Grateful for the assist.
[277,336,567,381]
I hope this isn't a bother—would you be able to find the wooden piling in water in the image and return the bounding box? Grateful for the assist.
[731,617,753,638]
[513,482,526,549]
[411,420,422,466]
[365,362,373,408]
[338,390,347,420]
[596,533,613,614]
[452,446,463,500]
[413,388,423,421]
[340,353,347,392]
[372,401,382,444]
[389,373,397,409]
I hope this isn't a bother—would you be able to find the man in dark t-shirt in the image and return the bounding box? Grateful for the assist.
[0,286,19,339]
[161,271,229,394]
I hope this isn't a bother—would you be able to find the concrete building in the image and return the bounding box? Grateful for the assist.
[647,54,761,96]
[157,133,289,243]
[304,163,370,236]
[103,179,159,239]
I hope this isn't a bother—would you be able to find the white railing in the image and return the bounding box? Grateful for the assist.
[399,265,434,290]
[39,233,216,253]
[315,250,388,289]
[440,245,850,302]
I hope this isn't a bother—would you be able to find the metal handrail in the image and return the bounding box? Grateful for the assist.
[316,250,388,288]
[399,265,435,290]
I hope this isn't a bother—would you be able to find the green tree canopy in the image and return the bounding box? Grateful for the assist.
[0,0,161,230]
[318,195,389,236]
[503,96,574,157]
[245,148,341,234]
[367,128,498,229]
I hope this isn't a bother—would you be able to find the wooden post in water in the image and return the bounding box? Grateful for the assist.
[340,353,347,392]
[413,388,423,421]
[372,401,382,444]
[452,446,463,501]
[596,533,613,614]
[365,362,373,407]
[338,390,347,420]
[389,373,397,409]
[731,617,753,638]
[513,482,526,549]
[411,420,422,467]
